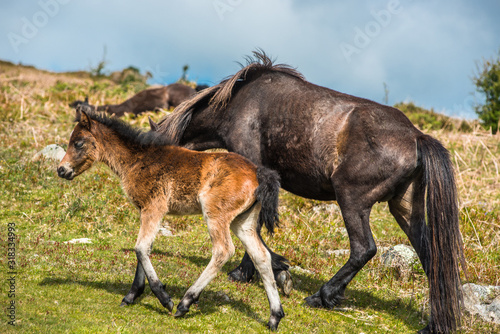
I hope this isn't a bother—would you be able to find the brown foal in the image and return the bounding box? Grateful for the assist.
[57,108,284,330]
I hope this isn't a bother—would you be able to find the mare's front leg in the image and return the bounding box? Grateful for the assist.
[133,209,174,312]
[229,228,292,295]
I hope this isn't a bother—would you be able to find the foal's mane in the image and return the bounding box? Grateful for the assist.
[76,107,174,147]
[156,50,305,144]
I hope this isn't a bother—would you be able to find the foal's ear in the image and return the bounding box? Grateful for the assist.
[148,117,158,132]
[79,109,92,131]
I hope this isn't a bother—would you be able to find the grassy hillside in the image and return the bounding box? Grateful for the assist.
[1,62,499,333]
[394,101,477,132]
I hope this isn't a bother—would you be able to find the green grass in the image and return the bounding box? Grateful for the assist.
[1,62,499,333]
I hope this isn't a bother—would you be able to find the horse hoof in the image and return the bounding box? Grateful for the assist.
[267,321,279,331]
[174,308,188,318]
[304,292,323,308]
[417,325,431,334]
[228,267,252,283]
[276,270,293,296]
[163,299,174,312]
[120,301,129,307]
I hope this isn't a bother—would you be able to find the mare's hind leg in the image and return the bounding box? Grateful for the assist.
[231,203,284,330]
[305,202,377,309]
[389,180,435,334]
[388,179,431,276]
[174,218,235,317]
[134,209,174,312]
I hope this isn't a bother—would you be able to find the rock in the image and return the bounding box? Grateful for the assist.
[64,238,92,244]
[381,244,418,267]
[290,265,314,275]
[327,246,390,257]
[326,249,350,257]
[380,244,418,278]
[32,144,66,162]
[312,203,339,214]
[158,227,173,236]
[463,283,500,324]
[215,291,231,302]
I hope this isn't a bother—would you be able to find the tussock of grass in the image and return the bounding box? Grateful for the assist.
[1,63,498,333]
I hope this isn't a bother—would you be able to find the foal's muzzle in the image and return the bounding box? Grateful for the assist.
[57,165,75,180]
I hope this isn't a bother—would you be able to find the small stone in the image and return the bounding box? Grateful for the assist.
[312,203,339,214]
[290,265,314,275]
[326,249,350,256]
[216,291,231,302]
[380,244,418,278]
[381,244,417,267]
[158,227,173,236]
[64,238,92,244]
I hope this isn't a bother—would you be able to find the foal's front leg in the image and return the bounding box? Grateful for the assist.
[121,261,146,306]
[132,209,174,312]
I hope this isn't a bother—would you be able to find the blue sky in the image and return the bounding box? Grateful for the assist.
[1,0,499,119]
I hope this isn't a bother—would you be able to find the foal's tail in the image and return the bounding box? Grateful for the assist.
[255,167,281,235]
[418,135,466,333]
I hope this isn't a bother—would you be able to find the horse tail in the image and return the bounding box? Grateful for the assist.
[255,167,281,235]
[418,135,465,333]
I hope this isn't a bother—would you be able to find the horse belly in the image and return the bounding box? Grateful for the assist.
[280,172,336,201]
[166,199,202,216]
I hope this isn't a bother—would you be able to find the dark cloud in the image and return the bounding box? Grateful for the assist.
[1,0,499,119]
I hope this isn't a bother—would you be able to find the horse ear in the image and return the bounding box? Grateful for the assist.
[148,117,158,132]
[79,109,92,131]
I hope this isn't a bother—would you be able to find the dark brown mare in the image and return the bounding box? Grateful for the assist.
[69,83,196,117]
[153,51,466,333]
[57,107,284,330]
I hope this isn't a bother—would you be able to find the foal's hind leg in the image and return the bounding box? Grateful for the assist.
[174,218,235,317]
[230,204,284,330]
[228,232,292,295]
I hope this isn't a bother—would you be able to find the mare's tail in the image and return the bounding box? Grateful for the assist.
[255,167,281,235]
[418,135,466,333]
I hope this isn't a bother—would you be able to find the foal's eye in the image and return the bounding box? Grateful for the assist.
[74,141,84,149]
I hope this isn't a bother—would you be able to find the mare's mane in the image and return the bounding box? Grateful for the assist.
[75,106,174,147]
[156,50,305,144]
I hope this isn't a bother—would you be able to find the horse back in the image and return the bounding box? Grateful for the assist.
[221,72,421,200]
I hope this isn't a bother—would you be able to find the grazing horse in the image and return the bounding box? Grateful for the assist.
[57,107,284,330]
[153,51,466,333]
[69,83,196,116]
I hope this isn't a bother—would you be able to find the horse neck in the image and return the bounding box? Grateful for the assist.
[181,106,226,149]
[93,124,139,180]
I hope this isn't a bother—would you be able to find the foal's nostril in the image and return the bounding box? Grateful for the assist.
[57,166,66,177]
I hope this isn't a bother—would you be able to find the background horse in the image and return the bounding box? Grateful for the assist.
[153,51,466,333]
[57,108,284,330]
[69,83,196,116]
